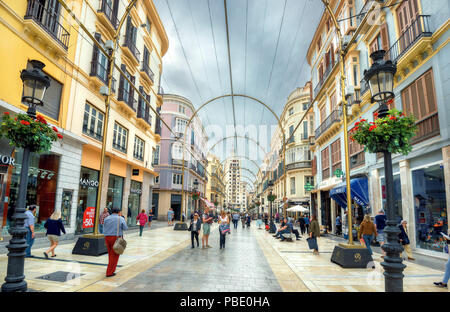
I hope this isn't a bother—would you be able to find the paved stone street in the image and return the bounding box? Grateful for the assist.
[0,221,447,292]
[114,223,282,292]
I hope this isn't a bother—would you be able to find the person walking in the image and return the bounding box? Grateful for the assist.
[298,214,306,236]
[374,209,387,258]
[24,205,37,258]
[358,215,377,256]
[335,215,342,236]
[167,208,174,226]
[232,212,239,229]
[275,212,280,224]
[218,210,230,249]
[304,215,310,234]
[434,231,449,288]
[43,211,66,259]
[308,215,320,254]
[136,209,148,237]
[241,213,246,228]
[99,207,110,234]
[189,213,201,248]
[103,208,128,277]
[202,207,213,249]
[398,220,415,261]
[148,209,153,228]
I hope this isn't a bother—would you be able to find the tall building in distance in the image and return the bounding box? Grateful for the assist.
[206,153,225,210]
[225,158,246,211]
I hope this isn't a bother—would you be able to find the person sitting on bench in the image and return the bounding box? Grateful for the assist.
[272,219,286,237]
[274,218,290,240]
[291,227,301,240]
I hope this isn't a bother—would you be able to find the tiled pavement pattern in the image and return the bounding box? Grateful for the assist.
[113,224,283,292]
[0,220,448,292]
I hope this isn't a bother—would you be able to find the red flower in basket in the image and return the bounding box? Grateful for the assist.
[57,133,63,139]
[389,116,397,120]
[369,125,377,131]
[20,120,30,126]
[4,112,9,115]
[52,126,58,132]
[373,112,379,117]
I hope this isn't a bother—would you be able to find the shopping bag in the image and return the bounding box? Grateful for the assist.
[306,237,318,250]
[360,238,366,247]
[220,223,230,235]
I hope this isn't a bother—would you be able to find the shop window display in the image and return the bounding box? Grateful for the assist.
[127,180,142,227]
[107,174,124,212]
[76,167,99,235]
[6,150,60,233]
[413,164,448,253]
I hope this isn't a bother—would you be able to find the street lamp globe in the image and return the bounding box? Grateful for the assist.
[364,50,397,107]
[20,60,50,116]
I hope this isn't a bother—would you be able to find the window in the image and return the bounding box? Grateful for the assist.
[303,102,308,111]
[90,33,109,83]
[83,103,104,141]
[175,118,187,134]
[118,64,134,104]
[172,143,183,160]
[133,136,144,161]
[288,125,294,143]
[305,176,314,186]
[348,129,365,168]
[30,66,62,120]
[155,175,159,184]
[290,177,295,195]
[330,91,337,112]
[145,17,151,34]
[172,173,182,185]
[289,107,294,116]
[152,145,160,165]
[321,146,330,179]
[302,121,308,140]
[401,68,439,144]
[331,139,341,174]
[179,105,186,114]
[320,104,327,123]
[113,122,128,153]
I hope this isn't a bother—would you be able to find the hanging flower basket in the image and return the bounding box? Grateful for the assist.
[255,201,261,207]
[0,112,62,153]
[192,192,200,201]
[267,194,276,202]
[349,108,416,155]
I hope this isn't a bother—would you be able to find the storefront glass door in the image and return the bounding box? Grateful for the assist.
[127,180,141,227]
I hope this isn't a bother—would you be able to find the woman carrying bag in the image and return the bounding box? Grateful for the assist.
[218,210,230,249]
[136,209,148,237]
[308,215,320,254]
[103,208,128,277]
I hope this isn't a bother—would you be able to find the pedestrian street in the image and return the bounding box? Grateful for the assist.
[0,221,447,292]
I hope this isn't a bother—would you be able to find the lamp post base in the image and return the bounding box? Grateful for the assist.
[72,235,107,256]
[174,222,188,231]
[269,220,276,233]
[331,244,374,268]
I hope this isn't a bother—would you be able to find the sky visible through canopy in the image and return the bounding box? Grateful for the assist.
[155,0,323,184]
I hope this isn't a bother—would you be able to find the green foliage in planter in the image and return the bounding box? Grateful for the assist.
[267,194,276,202]
[349,109,416,155]
[192,192,200,201]
[0,112,62,153]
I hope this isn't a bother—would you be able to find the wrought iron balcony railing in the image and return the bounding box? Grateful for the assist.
[24,0,70,50]
[98,0,118,29]
[123,36,140,62]
[385,15,432,63]
[314,58,337,98]
[141,62,155,83]
[137,103,151,126]
[118,86,137,111]
[315,109,342,139]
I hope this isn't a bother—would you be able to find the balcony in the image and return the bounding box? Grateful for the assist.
[360,76,370,97]
[356,0,375,28]
[385,15,432,64]
[411,112,440,145]
[140,62,155,85]
[286,161,312,172]
[172,159,188,167]
[24,0,70,51]
[122,37,140,65]
[314,59,337,99]
[315,109,342,140]
[117,86,137,113]
[97,0,118,30]
[137,103,151,126]
[90,59,108,84]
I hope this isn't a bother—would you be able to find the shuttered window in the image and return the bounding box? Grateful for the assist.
[321,146,330,179]
[401,68,439,144]
[320,104,327,123]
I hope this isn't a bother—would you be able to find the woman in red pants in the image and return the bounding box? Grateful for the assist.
[103,208,128,277]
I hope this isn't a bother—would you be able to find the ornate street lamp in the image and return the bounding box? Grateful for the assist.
[364,50,405,292]
[193,178,199,214]
[2,60,50,292]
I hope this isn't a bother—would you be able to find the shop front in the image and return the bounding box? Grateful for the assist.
[127,180,142,227]
[412,163,448,253]
[107,174,124,212]
[2,148,60,234]
[380,174,403,223]
[75,166,99,235]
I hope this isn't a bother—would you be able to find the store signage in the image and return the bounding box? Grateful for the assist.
[82,207,95,228]
[132,169,139,176]
[130,188,142,195]
[0,155,15,166]
[333,169,343,178]
[80,178,99,188]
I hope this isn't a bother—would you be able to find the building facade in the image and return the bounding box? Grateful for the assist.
[308,0,449,256]
[0,0,169,237]
[206,152,225,210]
[224,158,246,211]
[153,94,208,221]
